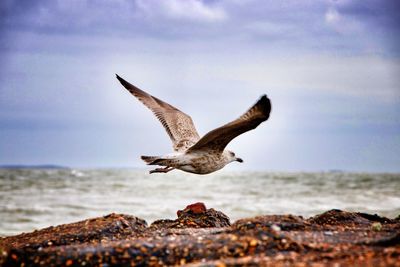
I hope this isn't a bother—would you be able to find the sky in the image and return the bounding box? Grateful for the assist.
[0,0,399,172]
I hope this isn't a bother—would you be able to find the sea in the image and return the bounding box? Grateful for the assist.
[0,168,399,237]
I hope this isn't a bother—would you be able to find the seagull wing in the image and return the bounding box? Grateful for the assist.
[116,74,200,152]
[187,95,271,154]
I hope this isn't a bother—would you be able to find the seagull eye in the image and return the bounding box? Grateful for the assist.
[231,152,235,157]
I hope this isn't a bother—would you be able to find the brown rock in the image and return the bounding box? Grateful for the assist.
[0,213,147,252]
[233,214,308,231]
[308,209,372,226]
[177,202,207,217]
[1,206,399,266]
[152,202,230,229]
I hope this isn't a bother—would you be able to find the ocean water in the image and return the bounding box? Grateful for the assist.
[0,169,399,236]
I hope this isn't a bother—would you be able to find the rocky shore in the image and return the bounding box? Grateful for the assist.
[1,203,399,266]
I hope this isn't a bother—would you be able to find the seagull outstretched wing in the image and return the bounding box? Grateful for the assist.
[116,74,200,152]
[187,95,271,154]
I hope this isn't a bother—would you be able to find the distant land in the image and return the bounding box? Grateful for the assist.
[0,165,69,169]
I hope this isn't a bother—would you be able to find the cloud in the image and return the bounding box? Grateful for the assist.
[1,0,398,55]
[0,0,227,36]
[177,53,400,103]
[137,0,227,22]
[325,0,400,53]
[325,7,340,24]
[324,2,374,34]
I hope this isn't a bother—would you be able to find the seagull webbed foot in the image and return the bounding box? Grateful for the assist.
[149,167,174,174]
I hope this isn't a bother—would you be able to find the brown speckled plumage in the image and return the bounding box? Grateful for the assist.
[116,74,271,174]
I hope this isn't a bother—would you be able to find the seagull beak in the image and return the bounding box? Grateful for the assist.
[236,157,243,163]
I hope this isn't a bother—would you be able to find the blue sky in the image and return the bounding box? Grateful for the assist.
[0,0,399,172]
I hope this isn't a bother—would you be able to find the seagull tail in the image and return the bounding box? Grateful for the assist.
[141,155,177,168]
[141,156,161,165]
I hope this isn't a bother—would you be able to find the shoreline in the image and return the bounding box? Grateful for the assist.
[1,202,399,266]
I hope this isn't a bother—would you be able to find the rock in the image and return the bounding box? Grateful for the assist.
[308,209,372,226]
[151,202,230,229]
[1,205,399,266]
[356,212,396,224]
[0,213,147,252]
[363,232,400,247]
[177,202,207,216]
[233,214,308,231]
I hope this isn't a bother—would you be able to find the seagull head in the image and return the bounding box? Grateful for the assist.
[228,151,243,163]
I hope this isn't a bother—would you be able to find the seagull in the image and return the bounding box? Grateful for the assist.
[116,74,271,174]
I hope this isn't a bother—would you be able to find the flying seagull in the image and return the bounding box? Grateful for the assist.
[116,74,271,174]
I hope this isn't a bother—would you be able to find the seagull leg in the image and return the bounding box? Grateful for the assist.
[149,166,174,174]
